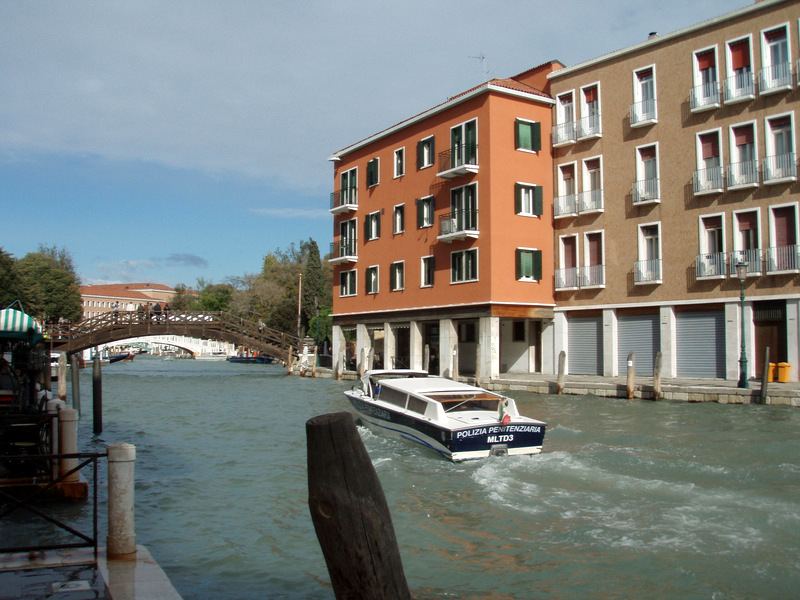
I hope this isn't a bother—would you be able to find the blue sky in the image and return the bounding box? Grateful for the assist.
[0,0,742,288]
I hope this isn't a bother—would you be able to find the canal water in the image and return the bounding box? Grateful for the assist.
[66,357,799,599]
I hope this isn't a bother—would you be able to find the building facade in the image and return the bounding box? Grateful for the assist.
[329,64,561,378]
[549,0,800,382]
[81,283,177,319]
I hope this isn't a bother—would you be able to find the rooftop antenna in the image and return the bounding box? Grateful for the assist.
[469,53,490,81]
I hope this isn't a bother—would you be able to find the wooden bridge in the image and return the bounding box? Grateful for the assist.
[44,311,301,363]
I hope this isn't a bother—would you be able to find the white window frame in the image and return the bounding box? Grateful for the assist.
[421,255,434,288]
[390,261,405,291]
[697,213,726,279]
[636,221,662,284]
[631,64,657,125]
[366,211,380,241]
[691,45,720,111]
[557,234,579,290]
[515,117,541,153]
[451,248,478,284]
[760,22,793,94]
[578,82,602,138]
[418,195,434,228]
[555,161,578,217]
[582,229,605,288]
[727,120,759,188]
[516,247,540,282]
[768,201,800,272]
[339,269,357,297]
[516,181,539,217]
[394,147,405,178]
[366,157,380,187]
[393,204,405,234]
[634,142,660,203]
[580,156,603,213]
[366,265,379,295]
[764,111,796,183]
[418,136,435,169]
[724,35,755,103]
[554,90,576,145]
[340,167,358,206]
[694,127,724,194]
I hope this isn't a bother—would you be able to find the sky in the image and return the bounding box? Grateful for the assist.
[0,0,745,288]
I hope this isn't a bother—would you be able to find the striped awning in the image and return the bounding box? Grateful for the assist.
[0,308,44,344]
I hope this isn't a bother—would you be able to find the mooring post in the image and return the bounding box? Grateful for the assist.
[93,355,103,435]
[759,346,770,405]
[70,353,81,415]
[626,351,636,399]
[475,343,481,387]
[57,352,68,401]
[306,412,411,600]
[556,350,566,394]
[286,346,294,376]
[452,347,459,381]
[47,398,65,480]
[58,407,79,482]
[107,443,137,558]
[653,351,663,401]
[312,347,318,378]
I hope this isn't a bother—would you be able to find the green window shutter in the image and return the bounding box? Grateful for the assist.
[416,198,423,228]
[531,122,541,152]
[515,183,523,214]
[515,120,527,149]
[533,250,543,280]
[517,249,533,279]
[364,216,370,240]
[533,186,543,216]
[376,213,381,238]
[417,141,424,169]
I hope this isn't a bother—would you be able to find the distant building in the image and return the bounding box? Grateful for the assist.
[80,283,177,319]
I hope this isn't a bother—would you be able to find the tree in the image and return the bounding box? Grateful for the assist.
[0,248,20,309]
[170,284,197,311]
[15,252,82,322]
[196,283,234,312]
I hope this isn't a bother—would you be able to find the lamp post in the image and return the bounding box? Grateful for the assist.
[736,261,749,388]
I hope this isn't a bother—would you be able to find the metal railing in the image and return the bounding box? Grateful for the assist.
[724,70,755,102]
[578,188,603,213]
[695,252,727,278]
[759,62,792,93]
[763,153,797,182]
[766,244,800,273]
[693,166,724,194]
[630,98,657,125]
[330,189,357,211]
[727,159,759,187]
[729,249,762,276]
[634,259,662,283]
[439,210,478,236]
[555,267,579,290]
[577,114,601,138]
[553,193,577,218]
[690,81,720,110]
[437,143,478,173]
[632,178,660,203]
[580,264,605,287]
[552,121,576,145]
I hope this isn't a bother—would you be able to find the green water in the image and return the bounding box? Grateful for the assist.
[67,357,800,599]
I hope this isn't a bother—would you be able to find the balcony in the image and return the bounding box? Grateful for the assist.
[436,143,478,179]
[693,166,724,195]
[759,62,793,95]
[553,193,577,219]
[766,245,800,273]
[580,264,605,288]
[632,178,660,204]
[328,240,358,265]
[729,249,762,276]
[727,160,759,189]
[578,188,603,214]
[634,259,662,284]
[630,99,657,127]
[329,190,358,214]
[763,153,797,184]
[724,71,755,104]
[690,81,720,112]
[695,252,727,279]
[555,267,579,290]
[437,210,479,243]
[577,114,602,140]
[552,121,576,147]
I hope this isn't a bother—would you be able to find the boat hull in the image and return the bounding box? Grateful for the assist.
[345,392,545,461]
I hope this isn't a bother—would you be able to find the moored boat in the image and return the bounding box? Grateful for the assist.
[344,369,546,461]
[227,355,274,364]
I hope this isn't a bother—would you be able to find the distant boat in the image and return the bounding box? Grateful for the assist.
[194,351,229,361]
[227,355,274,364]
[108,353,133,364]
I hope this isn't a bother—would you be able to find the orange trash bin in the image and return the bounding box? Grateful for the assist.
[768,363,776,382]
[778,362,791,383]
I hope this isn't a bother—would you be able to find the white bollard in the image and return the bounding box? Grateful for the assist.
[107,443,137,558]
[58,408,79,482]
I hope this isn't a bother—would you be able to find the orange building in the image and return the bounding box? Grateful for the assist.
[329,63,561,377]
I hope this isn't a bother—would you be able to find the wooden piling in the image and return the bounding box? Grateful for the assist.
[475,343,481,387]
[556,351,566,394]
[57,352,68,401]
[653,351,662,401]
[93,355,102,435]
[759,346,770,405]
[70,353,81,415]
[626,351,635,399]
[306,412,411,600]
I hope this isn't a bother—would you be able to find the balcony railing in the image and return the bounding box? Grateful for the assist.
[634,259,662,284]
[766,244,800,273]
[329,189,358,214]
[578,188,603,214]
[727,159,759,188]
[759,62,793,94]
[580,264,605,288]
[632,178,660,204]
[724,70,755,103]
[763,153,797,183]
[693,165,724,195]
[437,210,479,242]
[729,248,762,276]
[695,252,727,278]
[630,98,657,126]
[555,267,579,290]
[436,143,478,179]
[690,81,720,111]
[552,121,576,146]
[329,239,357,264]
[553,193,577,218]
[577,114,601,139]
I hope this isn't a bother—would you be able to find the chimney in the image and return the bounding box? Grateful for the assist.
[648,32,659,40]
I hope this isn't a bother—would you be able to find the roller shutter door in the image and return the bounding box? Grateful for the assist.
[618,314,660,376]
[676,311,725,378]
[568,316,603,375]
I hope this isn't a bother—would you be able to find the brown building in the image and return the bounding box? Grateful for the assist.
[80,283,177,319]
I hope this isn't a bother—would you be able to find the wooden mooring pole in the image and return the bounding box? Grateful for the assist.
[759,346,770,405]
[556,350,566,394]
[70,353,81,415]
[306,412,411,600]
[93,354,103,435]
[653,351,663,401]
[626,351,635,399]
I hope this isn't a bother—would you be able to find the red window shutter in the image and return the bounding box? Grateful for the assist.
[561,164,574,180]
[734,125,754,146]
[585,158,600,171]
[587,233,602,266]
[704,216,722,230]
[639,146,656,161]
[729,39,750,70]
[584,86,598,103]
[700,133,719,159]
[765,27,786,42]
[637,68,653,80]
[738,212,757,231]
[563,237,577,268]
[773,206,797,246]
[696,50,715,71]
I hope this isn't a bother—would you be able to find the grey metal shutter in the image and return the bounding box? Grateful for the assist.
[568,316,603,375]
[676,311,725,378]
[618,314,660,376]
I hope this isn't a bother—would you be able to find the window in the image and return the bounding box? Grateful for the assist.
[451,119,477,167]
[339,270,356,297]
[768,204,799,272]
[634,144,659,203]
[365,211,381,241]
[725,37,754,102]
[582,231,605,287]
[698,214,726,277]
[631,66,657,125]
[556,236,578,289]
[340,167,357,206]
[691,47,719,111]
[636,223,662,284]
[578,84,601,138]
[728,122,758,187]
[337,218,357,257]
[581,157,603,213]
[366,157,380,187]
[416,196,434,228]
[365,266,379,294]
[516,248,542,282]
[515,183,543,216]
[732,210,762,275]
[417,136,435,169]
[694,130,723,194]
[553,92,575,145]
[450,183,478,232]
[760,25,792,93]
[394,148,405,178]
[451,248,478,283]
[393,204,405,234]
[512,321,526,343]
[515,118,542,152]
[421,255,435,287]
[765,114,796,182]
[390,262,405,291]
[554,163,577,217]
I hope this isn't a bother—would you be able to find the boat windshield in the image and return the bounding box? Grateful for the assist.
[428,392,503,412]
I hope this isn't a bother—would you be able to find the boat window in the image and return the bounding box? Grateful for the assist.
[406,396,427,415]
[429,392,502,412]
[379,386,408,408]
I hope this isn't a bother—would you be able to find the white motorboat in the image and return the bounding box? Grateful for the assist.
[344,369,546,461]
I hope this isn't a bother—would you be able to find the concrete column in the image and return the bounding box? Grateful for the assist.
[659,306,676,378]
[332,325,345,378]
[107,443,137,558]
[383,323,396,369]
[724,301,740,381]
[478,316,499,380]
[58,408,79,482]
[787,299,799,382]
[439,318,457,378]
[356,324,369,375]
[553,312,568,373]
[602,308,617,376]
[47,399,65,479]
[540,319,555,374]
[409,320,423,370]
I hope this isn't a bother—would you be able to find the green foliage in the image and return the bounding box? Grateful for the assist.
[0,248,20,309]
[170,284,197,311]
[14,251,82,322]
[196,283,234,312]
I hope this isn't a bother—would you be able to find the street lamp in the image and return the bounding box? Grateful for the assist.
[736,261,749,388]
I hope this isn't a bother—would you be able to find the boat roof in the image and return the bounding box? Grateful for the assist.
[370,372,501,397]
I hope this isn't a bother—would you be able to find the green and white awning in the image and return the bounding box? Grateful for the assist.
[0,307,44,344]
